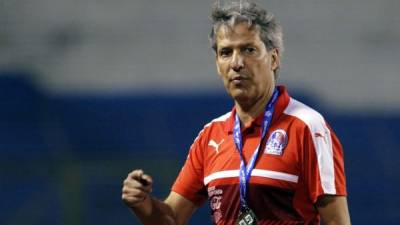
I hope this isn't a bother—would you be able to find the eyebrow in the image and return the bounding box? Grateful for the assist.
[218,42,256,49]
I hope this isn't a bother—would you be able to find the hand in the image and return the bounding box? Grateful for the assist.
[122,169,153,208]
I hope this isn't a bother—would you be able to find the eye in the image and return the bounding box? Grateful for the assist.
[243,46,256,54]
[219,48,232,57]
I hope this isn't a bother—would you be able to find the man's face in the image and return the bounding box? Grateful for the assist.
[215,22,279,104]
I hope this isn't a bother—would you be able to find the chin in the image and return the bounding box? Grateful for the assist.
[230,89,251,102]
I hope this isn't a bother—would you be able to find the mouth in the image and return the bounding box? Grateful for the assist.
[229,75,249,84]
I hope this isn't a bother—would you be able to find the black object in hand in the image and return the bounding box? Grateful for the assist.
[139,177,149,185]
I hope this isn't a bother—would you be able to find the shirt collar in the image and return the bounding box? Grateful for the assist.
[224,85,290,134]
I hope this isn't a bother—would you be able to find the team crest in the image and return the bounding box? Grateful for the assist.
[265,129,288,156]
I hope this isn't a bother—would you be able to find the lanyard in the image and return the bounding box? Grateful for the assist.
[233,88,279,209]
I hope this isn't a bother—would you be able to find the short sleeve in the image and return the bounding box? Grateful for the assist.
[171,131,208,206]
[303,122,347,203]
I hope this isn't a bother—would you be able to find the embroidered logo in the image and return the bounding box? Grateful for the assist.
[265,129,288,156]
[208,186,223,224]
[208,139,225,154]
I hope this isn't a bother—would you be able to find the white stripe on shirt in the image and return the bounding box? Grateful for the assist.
[204,169,299,185]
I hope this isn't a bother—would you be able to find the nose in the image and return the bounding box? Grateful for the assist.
[230,53,244,72]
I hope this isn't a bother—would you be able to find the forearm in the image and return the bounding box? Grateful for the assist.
[322,217,351,225]
[131,196,177,225]
[122,170,196,225]
[317,196,351,225]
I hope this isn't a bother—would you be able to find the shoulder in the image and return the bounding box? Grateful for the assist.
[204,111,231,129]
[283,97,327,133]
[192,111,231,143]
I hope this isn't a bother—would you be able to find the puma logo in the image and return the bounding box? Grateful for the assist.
[315,132,327,143]
[208,139,225,154]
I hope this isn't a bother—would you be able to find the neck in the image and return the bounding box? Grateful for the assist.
[235,87,275,127]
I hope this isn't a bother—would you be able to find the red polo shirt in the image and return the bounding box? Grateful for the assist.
[172,86,347,225]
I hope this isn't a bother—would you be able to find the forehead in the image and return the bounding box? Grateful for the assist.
[216,22,262,47]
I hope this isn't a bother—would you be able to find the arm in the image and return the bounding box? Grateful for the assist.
[122,170,197,225]
[316,195,351,225]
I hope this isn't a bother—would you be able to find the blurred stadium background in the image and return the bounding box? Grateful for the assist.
[0,0,399,224]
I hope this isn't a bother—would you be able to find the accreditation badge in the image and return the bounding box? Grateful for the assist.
[235,206,258,225]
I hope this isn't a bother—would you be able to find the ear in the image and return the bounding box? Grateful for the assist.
[270,48,280,71]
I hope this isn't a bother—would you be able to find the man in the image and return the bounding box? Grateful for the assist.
[122,1,351,225]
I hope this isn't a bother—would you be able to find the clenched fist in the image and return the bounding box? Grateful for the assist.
[122,169,153,208]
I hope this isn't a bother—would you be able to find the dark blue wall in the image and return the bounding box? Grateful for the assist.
[1,75,399,225]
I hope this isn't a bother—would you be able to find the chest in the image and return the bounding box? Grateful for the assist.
[204,124,303,190]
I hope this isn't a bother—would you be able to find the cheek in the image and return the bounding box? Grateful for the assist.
[216,62,229,86]
[253,62,273,84]
[217,61,229,76]
[257,57,272,76]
